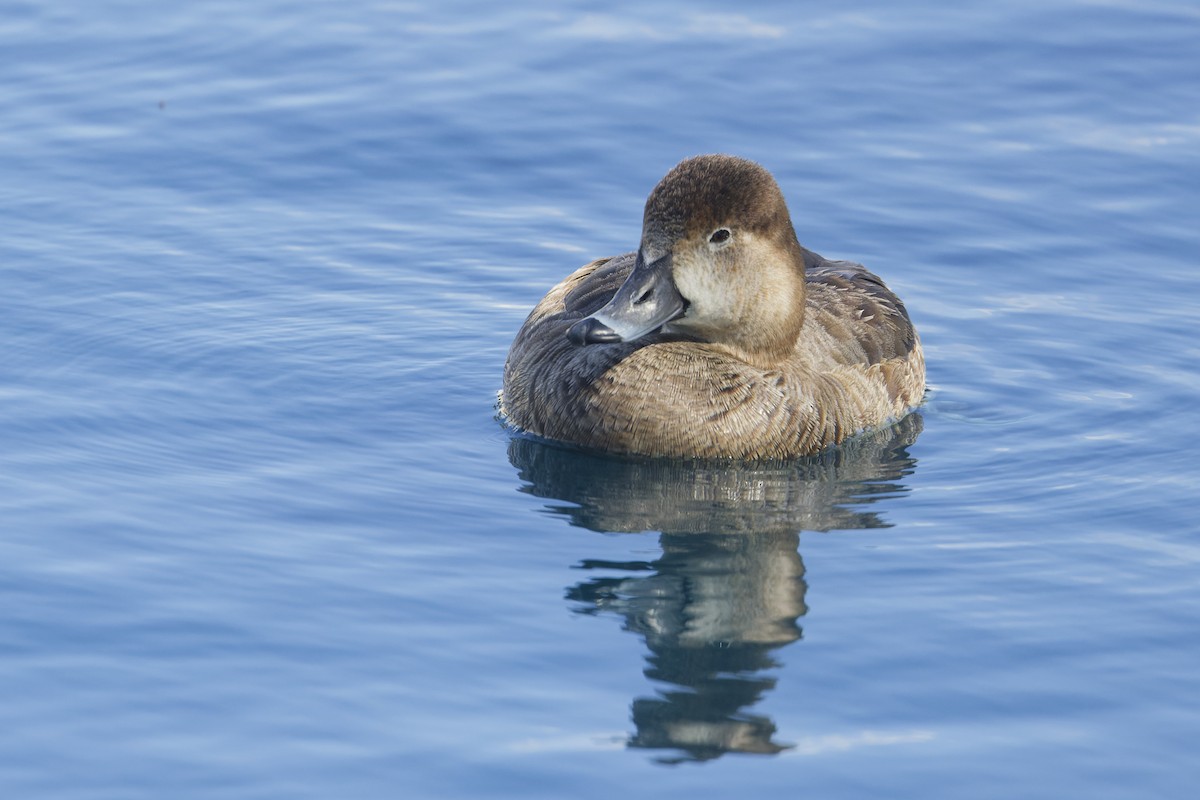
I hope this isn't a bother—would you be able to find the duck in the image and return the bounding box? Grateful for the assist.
[500,154,925,459]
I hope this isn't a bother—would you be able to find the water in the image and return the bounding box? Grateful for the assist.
[2,1,1198,797]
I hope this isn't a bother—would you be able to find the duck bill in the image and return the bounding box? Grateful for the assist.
[567,251,686,345]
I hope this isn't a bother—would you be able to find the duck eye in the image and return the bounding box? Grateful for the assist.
[709,228,731,245]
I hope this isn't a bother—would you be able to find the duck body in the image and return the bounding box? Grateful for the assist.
[501,155,925,459]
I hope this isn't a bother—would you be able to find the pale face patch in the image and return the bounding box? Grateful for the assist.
[667,229,800,351]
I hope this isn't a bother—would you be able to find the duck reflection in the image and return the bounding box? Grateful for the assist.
[507,413,922,763]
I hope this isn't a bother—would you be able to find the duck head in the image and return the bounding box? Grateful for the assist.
[567,155,808,367]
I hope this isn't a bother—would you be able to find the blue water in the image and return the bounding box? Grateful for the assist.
[3,1,1199,797]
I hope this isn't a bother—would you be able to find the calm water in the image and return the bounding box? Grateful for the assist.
[3,1,1199,797]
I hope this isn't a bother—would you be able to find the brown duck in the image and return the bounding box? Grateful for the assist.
[501,154,925,459]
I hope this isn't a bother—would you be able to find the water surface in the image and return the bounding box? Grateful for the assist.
[2,1,1198,798]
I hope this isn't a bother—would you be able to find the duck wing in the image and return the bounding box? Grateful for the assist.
[802,250,919,365]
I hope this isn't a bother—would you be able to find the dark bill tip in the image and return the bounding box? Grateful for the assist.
[567,316,623,346]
